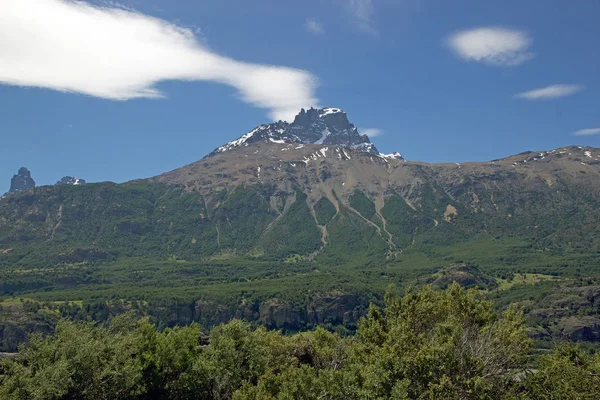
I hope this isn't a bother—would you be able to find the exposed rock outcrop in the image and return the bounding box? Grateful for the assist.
[8,167,35,194]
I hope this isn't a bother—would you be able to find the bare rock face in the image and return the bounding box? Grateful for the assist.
[212,107,381,155]
[559,317,600,342]
[5,169,86,196]
[9,167,35,194]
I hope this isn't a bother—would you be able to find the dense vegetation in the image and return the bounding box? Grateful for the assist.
[1,175,599,268]
[1,177,599,353]
[1,234,599,352]
[1,284,599,399]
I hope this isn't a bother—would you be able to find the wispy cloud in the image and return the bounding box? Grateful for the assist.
[344,0,376,34]
[361,128,383,137]
[95,1,136,12]
[446,27,533,66]
[0,0,319,121]
[573,128,600,136]
[304,18,324,35]
[515,84,584,100]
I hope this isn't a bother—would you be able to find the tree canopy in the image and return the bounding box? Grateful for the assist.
[1,283,598,399]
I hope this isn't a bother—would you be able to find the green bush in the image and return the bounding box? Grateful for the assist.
[5,284,590,399]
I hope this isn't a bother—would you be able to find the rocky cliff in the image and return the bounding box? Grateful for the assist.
[8,167,35,194]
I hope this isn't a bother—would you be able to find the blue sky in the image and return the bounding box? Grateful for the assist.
[1,0,599,189]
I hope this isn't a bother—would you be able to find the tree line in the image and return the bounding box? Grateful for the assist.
[1,283,599,399]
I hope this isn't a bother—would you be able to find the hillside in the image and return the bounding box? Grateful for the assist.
[2,139,599,265]
[1,107,599,350]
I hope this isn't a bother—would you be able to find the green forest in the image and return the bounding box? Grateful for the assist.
[2,284,599,400]
[1,168,600,399]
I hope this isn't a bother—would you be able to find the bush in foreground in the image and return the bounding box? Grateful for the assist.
[1,283,599,399]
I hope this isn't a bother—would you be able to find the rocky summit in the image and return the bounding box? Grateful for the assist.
[8,167,35,194]
[213,107,382,156]
[56,176,86,186]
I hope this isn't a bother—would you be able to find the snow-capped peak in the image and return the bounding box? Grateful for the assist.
[211,107,381,156]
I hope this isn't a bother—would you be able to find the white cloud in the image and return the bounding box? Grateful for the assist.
[305,18,324,35]
[573,128,600,136]
[361,128,383,138]
[446,27,533,66]
[0,0,319,121]
[344,0,376,34]
[515,84,584,100]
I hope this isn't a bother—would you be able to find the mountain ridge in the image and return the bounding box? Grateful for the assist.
[1,106,599,264]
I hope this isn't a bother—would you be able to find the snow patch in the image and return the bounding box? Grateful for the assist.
[216,126,262,152]
[320,107,342,116]
[352,142,375,153]
[315,128,330,144]
[380,152,403,160]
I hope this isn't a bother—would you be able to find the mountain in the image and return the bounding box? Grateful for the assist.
[7,167,35,194]
[56,176,86,186]
[1,107,599,342]
[1,108,599,265]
